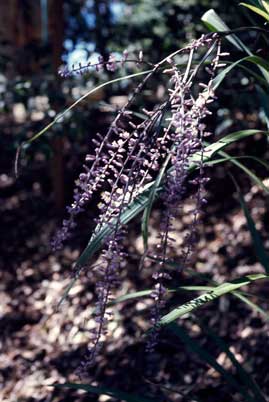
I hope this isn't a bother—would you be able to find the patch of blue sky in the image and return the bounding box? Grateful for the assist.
[81,8,96,28]
[63,1,125,70]
[110,1,125,22]
[65,41,96,71]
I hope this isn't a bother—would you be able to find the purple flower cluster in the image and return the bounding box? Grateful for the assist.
[77,229,126,377]
[147,39,226,349]
[53,34,228,370]
[58,50,145,78]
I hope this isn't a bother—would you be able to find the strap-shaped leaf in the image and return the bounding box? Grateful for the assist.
[231,176,269,274]
[197,320,266,402]
[233,291,269,321]
[167,323,257,402]
[108,286,217,307]
[159,274,269,326]
[201,9,250,52]
[23,70,153,146]
[240,2,269,20]
[219,150,269,194]
[212,56,269,91]
[53,383,158,402]
[201,9,269,84]
[261,0,269,14]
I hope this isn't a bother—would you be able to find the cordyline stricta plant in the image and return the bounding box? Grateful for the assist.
[52,32,229,372]
[16,16,269,383]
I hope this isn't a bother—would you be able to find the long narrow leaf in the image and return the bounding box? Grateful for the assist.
[240,3,269,20]
[205,155,269,170]
[53,383,158,402]
[261,0,269,14]
[201,9,269,83]
[108,286,216,307]
[23,70,153,146]
[212,56,269,91]
[167,323,255,402]
[219,150,269,194]
[233,291,269,321]
[232,176,269,273]
[159,274,269,326]
[197,320,266,402]
[201,9,250,52]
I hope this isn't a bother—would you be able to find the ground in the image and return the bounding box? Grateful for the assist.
[1,134,269,402]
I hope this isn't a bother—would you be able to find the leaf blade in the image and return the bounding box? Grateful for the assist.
[197,320,266,402]
[240,2,269,20]
[159,274,268,326]
[201,9,249,51]
[232,177,269,273]
[53,383,158,402]
[167,323,256,402]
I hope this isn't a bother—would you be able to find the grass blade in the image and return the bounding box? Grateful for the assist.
[231,176,269,274]
[159,274,269,326]
[22,70,153,146]
[219,150,269,194]
[167,323,256,402]
[205,155,269,169]
[197,320,266,402]
[240,2,269,20]
[201,9,269,83]
[232,291,269,321]
[53,383,158,402]
[212,56,269,91]
[108,286,217,307]
[201,9,249,51]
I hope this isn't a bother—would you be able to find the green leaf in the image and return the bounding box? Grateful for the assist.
[141,154,171,252]
[212,56,269,91]
[159,274,269,326]
[192,130,267,165]
[201,9,250,52]
[197,320,266,402]
[231,176,269,274]
[219,150,269,194]
[261,0,269,14]
[20,69,154,147]
[108,284,267,309]
[240,2,269,20]
[108,286,217,307]
[53,383,158,402]
[205,155,269,170]
[109,282,269,324]
[201,9,269,84]
[233,291,269,321]
[167,323,256,402]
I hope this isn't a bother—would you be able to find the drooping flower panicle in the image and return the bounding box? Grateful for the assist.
[58,50,147,78]
[53,34,228,370]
